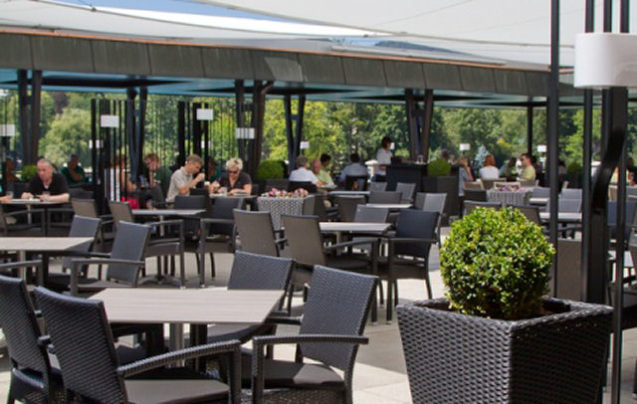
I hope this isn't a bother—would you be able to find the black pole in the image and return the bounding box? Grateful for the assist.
[526,102,534,156]
[422,89,434,162]
[17,70,29,166]
[405,89,418,160]
[30,70,42,164]
[548,0,560,295]
[177,101,186,167]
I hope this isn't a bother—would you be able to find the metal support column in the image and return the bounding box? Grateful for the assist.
[17,70,29,165]
[422,89,434,162]
[548,0,560,294]
[137,87,147,178]
[284,94,305,171]
[251,81,273,176]
[526,102,534,156]
[405,90,418,160]
[177,102,186,167]
[30,70,42,164]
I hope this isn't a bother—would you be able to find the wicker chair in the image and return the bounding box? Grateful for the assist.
[335,196,366,222]
[464,200,501,216]
[561,188,583,199]
[532,186,550,198]
[415,193,447,245]
[0,203,44,236]
[354,205,389,223]
[368,190,402,204]
[233,209,283,257]
[34,287,242,404]
[344,175,368,191]
[368,182,387,192]
[395,182,416,203]
[511,205,542,225]
[205,251,293,344]
[71,198,114,247]
[246,266,377,404]
[0,269,64,404]
[379,210,439,322]
[463,188,488,202]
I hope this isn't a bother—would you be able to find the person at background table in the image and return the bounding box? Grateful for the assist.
[60,154,86,187]
[108,155,144,209]
[289,155,324,186]
[167,154,205,202]
[144,153,172,198]
[374,136,392,182]
[210,157,252,196]
[4,157,18,184]
[479,155,500,180]
[457,156,474,197]
[207,159,222,182]
[500,157,518,181]
[21,158,69,203]
[315,154,335,187]
[518,153,536,182]
[340,153,368,184]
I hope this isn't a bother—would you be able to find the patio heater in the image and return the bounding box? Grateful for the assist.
[575,31,635,403]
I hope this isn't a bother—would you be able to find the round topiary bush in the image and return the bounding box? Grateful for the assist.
[427,157,451,177]
[255,160,284,180]
[440,207,555,320]
[21,164,37,183]
[567,161,582,175]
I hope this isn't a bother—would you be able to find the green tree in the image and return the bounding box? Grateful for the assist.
[40,108,91,167]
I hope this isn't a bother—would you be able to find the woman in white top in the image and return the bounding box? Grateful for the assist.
[375,136,392,181]
[479,155,500,180]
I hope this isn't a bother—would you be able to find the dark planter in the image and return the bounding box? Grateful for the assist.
[422,175,458,223]
[397,298,612,404]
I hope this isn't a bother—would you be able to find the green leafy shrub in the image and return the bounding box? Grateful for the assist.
[440,207,555,320]
[427,158,451,177]
[21,164,37,183]
[567,162,582,175]
[255,160,284,180]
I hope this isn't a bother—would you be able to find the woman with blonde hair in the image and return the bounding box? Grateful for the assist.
[210,157,252,195]
[479,155,500,180]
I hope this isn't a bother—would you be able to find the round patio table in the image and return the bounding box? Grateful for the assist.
[257,196,306,230]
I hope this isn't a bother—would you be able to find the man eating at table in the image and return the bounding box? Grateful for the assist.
[21,158,70,203]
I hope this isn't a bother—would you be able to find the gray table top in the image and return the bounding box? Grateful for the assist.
[539,212,582,222]
[0,237,93,251]
[132,209,205,217]
[1,199,62,205]
[329,190,370,196]
[319,222,391,233]
[366,203,412,210]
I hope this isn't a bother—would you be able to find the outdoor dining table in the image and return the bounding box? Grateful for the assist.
[91,287,284,351]
[529,197,549,205]
[365,203,412,210]
[539,212,582,223]
[319,222,391,234]
[1,199,66,236]
[0,237,93,285]
[132,209,205,217]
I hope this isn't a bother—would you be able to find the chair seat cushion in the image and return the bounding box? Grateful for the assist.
[125,378,228,404]
[241,355,345,391]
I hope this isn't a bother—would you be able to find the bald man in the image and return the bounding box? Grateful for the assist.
[22,158,70,203]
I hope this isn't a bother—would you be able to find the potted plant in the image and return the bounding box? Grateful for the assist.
[255,159,287,193]
[397,207,612,403]
[422,157,458,222]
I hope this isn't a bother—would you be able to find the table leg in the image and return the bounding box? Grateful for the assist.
[39,252,49,286]
[168,324,185,367]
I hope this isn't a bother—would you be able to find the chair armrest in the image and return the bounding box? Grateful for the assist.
[252,333,368,348]
[117,340,241,378]
[37,335,51,348]
[385,237,438,245]
[324,238,378,251]
[265,315,303,326]
[0,260,42,271]
[3,208,45,217]
[69,258,144,295]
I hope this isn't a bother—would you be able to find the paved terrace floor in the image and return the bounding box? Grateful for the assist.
[0,228,634,403]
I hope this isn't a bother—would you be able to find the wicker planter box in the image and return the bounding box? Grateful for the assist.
[397,298,612,404]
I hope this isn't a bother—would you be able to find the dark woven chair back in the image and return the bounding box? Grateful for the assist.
[416,193,446,213]
[228,251,293,290]
[395,210,438,258]
[62,215,100,269]
[148,185,165,204]
[463,189,488,202]
[107,221,151,283]
[336,196,366,222]
[299,266,377,372]
[395,182,416,202]
[532,186,550,198]
[108,201,134,228]
[368,182,387,192]
[368,191,401,204]
[288,181,317,194]
[264,179,289,192]
[561,188,582,199]
[233,209,278,256]
[301,195,316,215]
[174,195,207,235]
[35,287,125,403]
[211,197,244,236]
[464,201,501,216]
[512,205,541,225]
[281,214,326,267]
[545,198,582,213]
[72,198,99,218]
[0,275,50,377]
[69,188,93,200]
[345,175,368,191]
[354,206,389,223]
[608,200,637,241]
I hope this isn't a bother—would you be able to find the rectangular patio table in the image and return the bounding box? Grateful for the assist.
[132,209,205,217]
[0,237,93,285]
[1,199,65,236]
[539,212,582,223]
[329,190,370,197]
[92,287,284,350]
[319,222,391,234]
[365,203,412,210]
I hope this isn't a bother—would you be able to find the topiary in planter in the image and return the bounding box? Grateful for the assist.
[440,207,555,320]
[427,157,451,177]
[567,161,582,175]
[255,160,284,180]
[20,164,37,183]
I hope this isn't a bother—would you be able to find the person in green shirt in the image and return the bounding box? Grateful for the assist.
[518,153,536,181]
[144,153,173,199]
[60,154,86,187]
[314,154,334,187]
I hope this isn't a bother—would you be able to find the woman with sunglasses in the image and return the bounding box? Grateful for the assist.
[210,157,252,196]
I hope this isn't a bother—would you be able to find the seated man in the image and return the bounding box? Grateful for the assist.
[22,158,70,203]
[166,154,205,202]
[289,155,324,186]
[339,153,369,184]
[144,153,172,198]
[60,154,86,187]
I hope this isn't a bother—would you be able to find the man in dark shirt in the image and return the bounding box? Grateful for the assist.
[21,158,70,203]
[60,154,86,187]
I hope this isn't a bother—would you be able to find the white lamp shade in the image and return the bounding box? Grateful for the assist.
[537,144,547,153]
[459,143,470,151]
[574,33,637,89]
[300,141,310,150]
